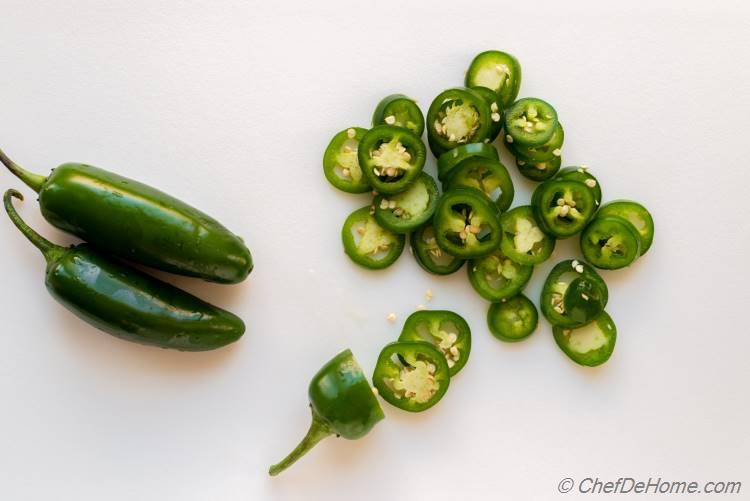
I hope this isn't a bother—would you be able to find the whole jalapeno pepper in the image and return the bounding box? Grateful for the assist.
[372,341,451,412]
[433,188,502,259]
[437,142,499,182]
[372,94,425,137]
[358,125,426,195]
[540,259,609,328]
[398,310,472,376]
[0,148,252,284]
[268,349,384,476]
[427,88,491,156]
[531,178,597,238]
[3,190,245,351]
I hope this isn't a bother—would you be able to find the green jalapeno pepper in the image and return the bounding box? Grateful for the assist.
[427,88,491,156]
[540,259,609,328]
[503,98,558,147]
[358,125,426,195]
[487,294,538,342]
[269,349,384,476]
[0,148,252,284]
[3,190,245,351]
[499,205,555,265]
[444,157,515,213]
[437,142,499,182]
[597,200,654,255]
[433,188,502,259]
[506,122,564,162]
[372,341,450,412]
[410,224,465,275]
[372,94,425,137]
[469,86,504,141]
[465,50,522,109]
[531,178,597,238]
[341,206,405,269]
[323,127,371,193]
[553,311,617,367]
[398,310,471,376]
[580,216,641,269]
[516,155,561,182]
[468,249,533,302]
[556,166,602,206]
[373,172,439,234]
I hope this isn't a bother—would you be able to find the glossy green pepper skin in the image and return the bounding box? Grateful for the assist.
[269,349,384,476]
[0,149,252,284]
[3,190,245,351]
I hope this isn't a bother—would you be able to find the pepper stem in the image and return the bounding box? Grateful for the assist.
[0,147,47,193]
[268,407,332,477]
[3,189,62,262]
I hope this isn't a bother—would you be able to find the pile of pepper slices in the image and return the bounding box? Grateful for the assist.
[267,49,656,477]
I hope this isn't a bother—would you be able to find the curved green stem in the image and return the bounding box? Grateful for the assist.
[268,408,332,477]
[3,189,63,262]
[0,147,47,193]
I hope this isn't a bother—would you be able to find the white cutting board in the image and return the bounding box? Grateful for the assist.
[0,1,748,500]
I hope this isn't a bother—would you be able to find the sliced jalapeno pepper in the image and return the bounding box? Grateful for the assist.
[506,122,564,162]
[444,157,514,213]
[470,86,504,141]
[597,200,654,255]
[358,125,426,195]
[373,172,439,234]
[323,127,371,193]
[553,311,617,367]
[433,188,502,259]
[410,224,465,275]
[580,216,641,270]
[531,179,597,238]
[516,155,561,182]
[372,341,450,412]
[269,349,384,476]
[503,98,558,147]
[437,142,499,182]
[556,166,602,206]
[427,88,491,156]
[468,249,533,302]
[398,310,471,376]
[464,50,522,109]
[372,94,425,137]
[540,259,609,328]
[341,206,405,269]
[487,294,538,342]
[499,205,555,265]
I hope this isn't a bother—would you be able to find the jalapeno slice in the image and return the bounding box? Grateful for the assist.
[531,179,597,238]
[487,294,538,342]
[427,88,491,156]
[499,205,555,265]
[556,166,602,206]
[468,249,533,302]
[398,310,471,376]
[506,122,564,162]
[465,50,522,109]
[323,127,371,193]
[580,216,641,270]
[437,142,499,182]
[444,157,514,213]
[410,224,465,275]
[470,86,504,141]
[540,259,609,328]
[433,188,502,259]
[341,206,405,269]
[372,94,425,137]
[597,200,654,255]
[372,341,451,412]
[516,155,561,182]
[553,311,617,367]
[373,172,439,234]
[359,125,426,195]
[503,98,558,147]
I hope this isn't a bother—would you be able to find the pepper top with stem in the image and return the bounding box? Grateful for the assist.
[0,149,47,193]
[3,189,63,263]
[268,349,384,476]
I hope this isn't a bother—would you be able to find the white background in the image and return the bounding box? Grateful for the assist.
[1,1,748,500]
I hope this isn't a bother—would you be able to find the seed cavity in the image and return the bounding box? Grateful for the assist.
[386,359,440,403]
